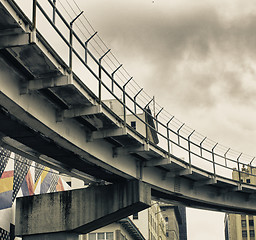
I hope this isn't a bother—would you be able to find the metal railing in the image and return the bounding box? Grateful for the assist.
[12,0,256,184]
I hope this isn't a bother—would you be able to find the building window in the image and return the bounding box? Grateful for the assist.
[89,233,113,240]
[131,121,136,130]
[247,179,251,184]
[98,233,104,240]
[166,232,169,237]
[133,212,138,220]
[106,233,113,240]
[242,230,247,237]
[249,220,254,226]
[165,217,169,222]
[250,230,255,237]
[89,233,96,240]
[242,220,246,227]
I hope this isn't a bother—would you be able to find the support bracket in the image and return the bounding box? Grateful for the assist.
[112,143,150,158]
[145,157,172,167]
[20,74,73,94]
[165,167,192,179]
[90,127,128,141]
[57,105,102,122]
[0,32,30,49]
[194,177,217,187]
[232,183,243,192]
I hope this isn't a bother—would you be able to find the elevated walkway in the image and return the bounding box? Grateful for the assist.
[0,0,256,214]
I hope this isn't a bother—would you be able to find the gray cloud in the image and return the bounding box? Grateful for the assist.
[84,3,256,111]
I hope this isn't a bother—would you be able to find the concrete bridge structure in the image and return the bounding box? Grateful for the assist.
[1,0,256,238]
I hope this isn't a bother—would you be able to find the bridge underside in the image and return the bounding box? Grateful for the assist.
[1,0,256,215]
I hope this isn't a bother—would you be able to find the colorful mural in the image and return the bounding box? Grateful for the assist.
[0,147,70,240]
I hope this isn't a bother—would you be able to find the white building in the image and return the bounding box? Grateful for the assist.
[83,218,145,240]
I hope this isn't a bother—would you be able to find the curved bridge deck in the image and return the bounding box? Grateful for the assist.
[0,0,256,214]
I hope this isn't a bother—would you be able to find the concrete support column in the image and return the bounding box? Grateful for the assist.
[16,180,151,238]
[23,232,79,240]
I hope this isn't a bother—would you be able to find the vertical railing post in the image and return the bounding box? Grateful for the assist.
[98,49,111,103]
[32,0,37,31]
[237,153,242,182]
[69,24,73,70]
[153,96,155,117]
[69,11,84,71]
[188,130,195,168]
[177,123,185,145]
[123,77,133,127]
[212,143,218,177]
[200,137,207,157]
[53,0,57,24]
[250,157,255,175]
[155,107,163,131]
[144,98,154,109]
[224,148,230,167]
[134,88,143,114]
[111,64,122,93]
[167,116,175,157]
[84,31,97,64]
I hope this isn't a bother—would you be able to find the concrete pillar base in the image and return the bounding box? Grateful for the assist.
[23,232,79,240]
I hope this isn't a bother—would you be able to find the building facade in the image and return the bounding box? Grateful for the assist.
[84,201,167,240]
[225,212,256,240]
[225,166,256,240]
[160,204,187,240]
[85,201,187,240]
[83,219,145,240]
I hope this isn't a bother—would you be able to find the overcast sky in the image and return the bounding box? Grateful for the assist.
[15,0,256,239]
[78,0,256,155]
[72,1,256,239]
